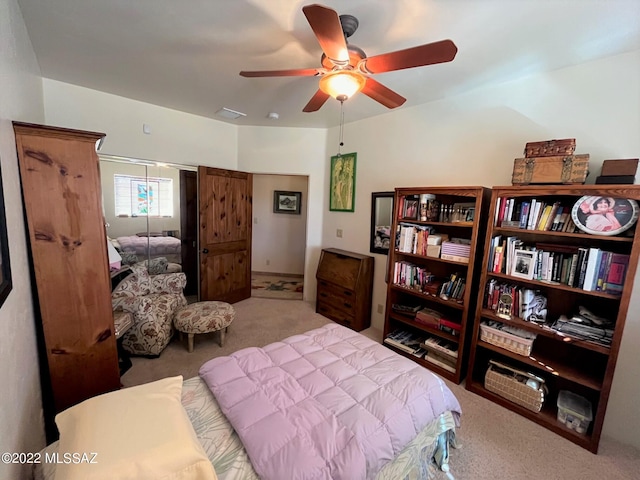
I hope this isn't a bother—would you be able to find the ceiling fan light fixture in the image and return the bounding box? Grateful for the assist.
[319,70,366,102]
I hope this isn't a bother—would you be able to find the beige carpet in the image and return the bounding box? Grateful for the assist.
[251,273,303,300]
[121,298,640,480]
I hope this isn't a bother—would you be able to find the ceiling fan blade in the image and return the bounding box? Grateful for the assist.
[303,89,331,112]
[240,68,323,77]
[302,4,349,65]
[361,39,458,74]
[361,78,406,109]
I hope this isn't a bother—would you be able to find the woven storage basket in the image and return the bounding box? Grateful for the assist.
[480,322,535,356]
[485,360,546,413]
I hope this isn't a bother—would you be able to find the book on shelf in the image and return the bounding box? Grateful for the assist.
[582,248,602,292]
[423,350,456,372]
[421,336,459,360]
[415,307,445,327]
[550,315,614,347]
[391,303,422,315]
[384,330,425,354]
[518,201,530,229]
[439,318,462,336]
[410,347,427,359]
[603,253,629,294]
[440,253,469,263]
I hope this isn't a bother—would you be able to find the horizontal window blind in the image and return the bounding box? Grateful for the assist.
[114,174,173,217]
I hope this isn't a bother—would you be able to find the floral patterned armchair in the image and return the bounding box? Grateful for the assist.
[112,266,187,356]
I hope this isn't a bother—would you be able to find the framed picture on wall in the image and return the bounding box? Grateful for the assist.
[329,152,357,212]
[273,190,302,214]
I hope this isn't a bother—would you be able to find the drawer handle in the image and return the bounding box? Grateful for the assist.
[320,292,328,298]
[343,302,352,309]
[343,291,352,296]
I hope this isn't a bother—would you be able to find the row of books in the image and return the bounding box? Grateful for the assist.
[393,261,436,291]
[393,264,467,303]
[489,236,629,294]
[484,281,548,322]
[495,198,579,233]
[395,222,445,255]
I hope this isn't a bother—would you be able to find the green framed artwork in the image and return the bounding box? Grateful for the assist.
[329,152,357,212]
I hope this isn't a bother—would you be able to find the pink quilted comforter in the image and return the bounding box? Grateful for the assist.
[199,323,461,480]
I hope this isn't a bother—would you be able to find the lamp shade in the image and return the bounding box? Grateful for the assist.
[319,70,366,102]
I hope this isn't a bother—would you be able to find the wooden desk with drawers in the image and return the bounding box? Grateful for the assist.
[315,248,374,332]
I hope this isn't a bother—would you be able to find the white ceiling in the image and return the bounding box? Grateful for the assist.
[17,0,640,129]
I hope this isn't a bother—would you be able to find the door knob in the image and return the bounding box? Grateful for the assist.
[202,248,209,254]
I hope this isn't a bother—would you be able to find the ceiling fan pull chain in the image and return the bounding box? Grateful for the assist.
[338,101,345,155]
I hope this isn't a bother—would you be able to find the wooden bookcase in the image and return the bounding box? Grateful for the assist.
[383,186,490,384]
[466,185,640,453]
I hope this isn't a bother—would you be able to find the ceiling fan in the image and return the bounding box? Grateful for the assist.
[240,3,458,113]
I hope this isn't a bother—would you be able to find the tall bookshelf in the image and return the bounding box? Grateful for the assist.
[383,186,490,384]
[467,185,640,453]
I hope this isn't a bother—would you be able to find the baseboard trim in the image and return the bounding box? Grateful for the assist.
[252,271,304,278]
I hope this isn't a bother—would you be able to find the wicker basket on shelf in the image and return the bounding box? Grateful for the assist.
[480,322,536,356]
[485,360,547,413]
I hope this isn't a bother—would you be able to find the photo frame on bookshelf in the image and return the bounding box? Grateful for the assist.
[403,199,419,220]
[511,249,536,280]
[571,196,638,236]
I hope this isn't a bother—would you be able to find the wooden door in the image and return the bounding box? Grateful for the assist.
[180,170,198,296]
[199,167,252,303]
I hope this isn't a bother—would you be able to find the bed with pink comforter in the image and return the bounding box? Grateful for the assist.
[200,323,461,480]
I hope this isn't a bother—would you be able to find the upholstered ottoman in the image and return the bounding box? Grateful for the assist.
[173,301,235,352]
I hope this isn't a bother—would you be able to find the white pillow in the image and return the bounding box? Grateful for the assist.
[54,376,217,480]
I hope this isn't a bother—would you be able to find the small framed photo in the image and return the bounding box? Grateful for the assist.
[571,196,639,236]
[403,199,419,220]
[273,191,302,215]
[511,249,536,280]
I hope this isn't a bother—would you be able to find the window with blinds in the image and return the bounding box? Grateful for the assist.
[114,174,173,217]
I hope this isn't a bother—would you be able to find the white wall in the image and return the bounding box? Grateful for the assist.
[43,79,238,169]
[37,47,640,448]
[0,1,46,478]
[252,174,308,275]
[238,126,327,300]
[320,50,640,447]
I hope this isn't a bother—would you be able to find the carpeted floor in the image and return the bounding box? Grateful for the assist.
[251,272,303,300]
[121,298,640,480]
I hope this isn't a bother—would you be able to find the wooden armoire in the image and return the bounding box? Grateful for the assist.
[13,122,120,440]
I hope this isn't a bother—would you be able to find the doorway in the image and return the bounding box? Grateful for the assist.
[251,174,308,300]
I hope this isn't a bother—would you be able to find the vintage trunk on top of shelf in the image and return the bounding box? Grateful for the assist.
[512,154,590,185]
[524,138,576,158]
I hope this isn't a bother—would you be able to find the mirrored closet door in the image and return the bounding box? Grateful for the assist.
[100,156,198,296]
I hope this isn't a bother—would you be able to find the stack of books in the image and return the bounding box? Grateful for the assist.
[550,308,615,347]
[441,238,471,263]
[420,336,458,373]
[383,330,426,357]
